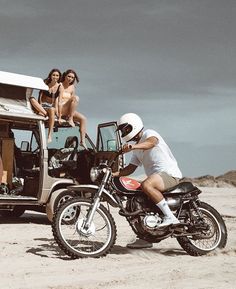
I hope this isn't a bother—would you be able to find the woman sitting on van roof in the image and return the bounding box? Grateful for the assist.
[30,68,63,143]
[58,69,87,149]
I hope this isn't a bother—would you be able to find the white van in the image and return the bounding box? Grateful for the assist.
[0,71,123,221]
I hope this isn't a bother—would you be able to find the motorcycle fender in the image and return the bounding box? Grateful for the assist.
[67,184,119,208]
[46,188,69,222]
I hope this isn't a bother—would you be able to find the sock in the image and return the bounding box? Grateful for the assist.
[156,199,176,219]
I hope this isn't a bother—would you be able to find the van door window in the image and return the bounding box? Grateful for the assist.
[96,122,124,171]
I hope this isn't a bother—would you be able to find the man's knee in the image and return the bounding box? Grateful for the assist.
[141,180,151,193]
[142,174,165,192]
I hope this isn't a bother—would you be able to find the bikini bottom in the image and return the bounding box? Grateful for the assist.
[42,102,54,109]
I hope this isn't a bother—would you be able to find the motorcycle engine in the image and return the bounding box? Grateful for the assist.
[126,195,155,212]
[143,213,162,229]
[126,196,166,236]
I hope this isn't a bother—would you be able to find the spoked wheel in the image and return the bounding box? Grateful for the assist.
[177,202,227,256]
[53,191,78,224]
[52,197,117,258]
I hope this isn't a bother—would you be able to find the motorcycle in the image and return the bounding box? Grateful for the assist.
[52,153,227,258]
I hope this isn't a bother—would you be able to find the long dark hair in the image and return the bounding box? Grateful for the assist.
[61,69,79,85]
[44,68,62,85]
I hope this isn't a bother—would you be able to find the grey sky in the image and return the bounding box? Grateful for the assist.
[1,0,236,176]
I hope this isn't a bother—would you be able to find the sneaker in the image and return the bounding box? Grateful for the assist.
[158,216,180,228]
[126,238,153,249]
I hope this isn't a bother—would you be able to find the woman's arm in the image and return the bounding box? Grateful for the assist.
[38,90,43,104]
[71,85,76,97]
[57,85,64,120]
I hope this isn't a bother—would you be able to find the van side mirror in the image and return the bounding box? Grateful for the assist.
[21,141,29,152]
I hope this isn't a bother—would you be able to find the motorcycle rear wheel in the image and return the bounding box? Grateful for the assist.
[52,197,117,258]
[177,202,227,256]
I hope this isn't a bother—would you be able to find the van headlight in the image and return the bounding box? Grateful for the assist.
[90,167,99,182]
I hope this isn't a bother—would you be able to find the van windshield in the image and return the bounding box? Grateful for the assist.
[46,125,94,151]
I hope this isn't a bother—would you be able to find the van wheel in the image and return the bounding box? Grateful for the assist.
[53,191,78,223]
[0,206,25,218]
[46,190,79,222]
[53,191,77,212]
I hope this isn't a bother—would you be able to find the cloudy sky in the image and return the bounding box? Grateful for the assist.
[1,0,236,177]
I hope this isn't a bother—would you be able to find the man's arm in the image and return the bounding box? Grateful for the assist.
[122,136,158,153]
[113,163,137,177]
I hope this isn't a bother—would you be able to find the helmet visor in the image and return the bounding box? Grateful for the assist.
[117,123,133,138]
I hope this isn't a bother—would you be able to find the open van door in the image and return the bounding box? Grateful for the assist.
[95,121,124,171]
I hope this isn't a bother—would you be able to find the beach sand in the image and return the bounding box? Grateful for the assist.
[0,187,235,289]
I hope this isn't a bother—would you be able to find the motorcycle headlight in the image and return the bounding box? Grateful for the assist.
[90,167,99,182]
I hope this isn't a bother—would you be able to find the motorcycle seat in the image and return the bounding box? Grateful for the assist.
[163,181,197,195]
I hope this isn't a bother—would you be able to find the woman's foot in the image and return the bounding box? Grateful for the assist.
[68,118,75,127]
[38,112,47,117]
[80,141,88,150]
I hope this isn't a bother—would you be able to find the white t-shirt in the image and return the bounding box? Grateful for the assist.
[130,129,182,178]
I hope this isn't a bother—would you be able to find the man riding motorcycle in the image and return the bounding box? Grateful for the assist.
[114,113,182,248]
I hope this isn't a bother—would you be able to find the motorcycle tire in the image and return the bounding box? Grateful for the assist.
[177,202,227,256]
[52,197,117,258]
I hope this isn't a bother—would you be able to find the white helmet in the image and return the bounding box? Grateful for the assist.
[117,113,144,142]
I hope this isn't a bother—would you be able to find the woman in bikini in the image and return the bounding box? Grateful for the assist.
[58,69,87,148]
[30,68,63,143]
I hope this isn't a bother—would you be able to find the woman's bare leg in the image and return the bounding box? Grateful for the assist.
[73,111,87,148]
[60,97,77,127]
[46,108,55,143]
[68,96,79,127]
[29,98,47,116]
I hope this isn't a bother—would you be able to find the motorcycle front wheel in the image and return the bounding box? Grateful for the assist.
[177,202,227,256]
[52,197,117,258]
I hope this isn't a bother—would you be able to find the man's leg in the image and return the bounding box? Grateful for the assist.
[141,174,179,227]
[126,173,179,249]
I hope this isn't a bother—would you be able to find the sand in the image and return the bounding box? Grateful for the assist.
[0,187,235,289]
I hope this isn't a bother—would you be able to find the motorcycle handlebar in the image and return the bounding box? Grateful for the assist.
[107,148,123,169]
[99,146,128,169]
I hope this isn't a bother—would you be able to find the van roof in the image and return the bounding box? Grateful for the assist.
[0,71,48,91]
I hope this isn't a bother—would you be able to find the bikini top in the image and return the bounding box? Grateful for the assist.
[43,84,61,99]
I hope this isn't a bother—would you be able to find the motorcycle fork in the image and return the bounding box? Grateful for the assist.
[83,170,111,229]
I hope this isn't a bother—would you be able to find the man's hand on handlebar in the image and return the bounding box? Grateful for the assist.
[122,144,133,153]
[112,171,120,177]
